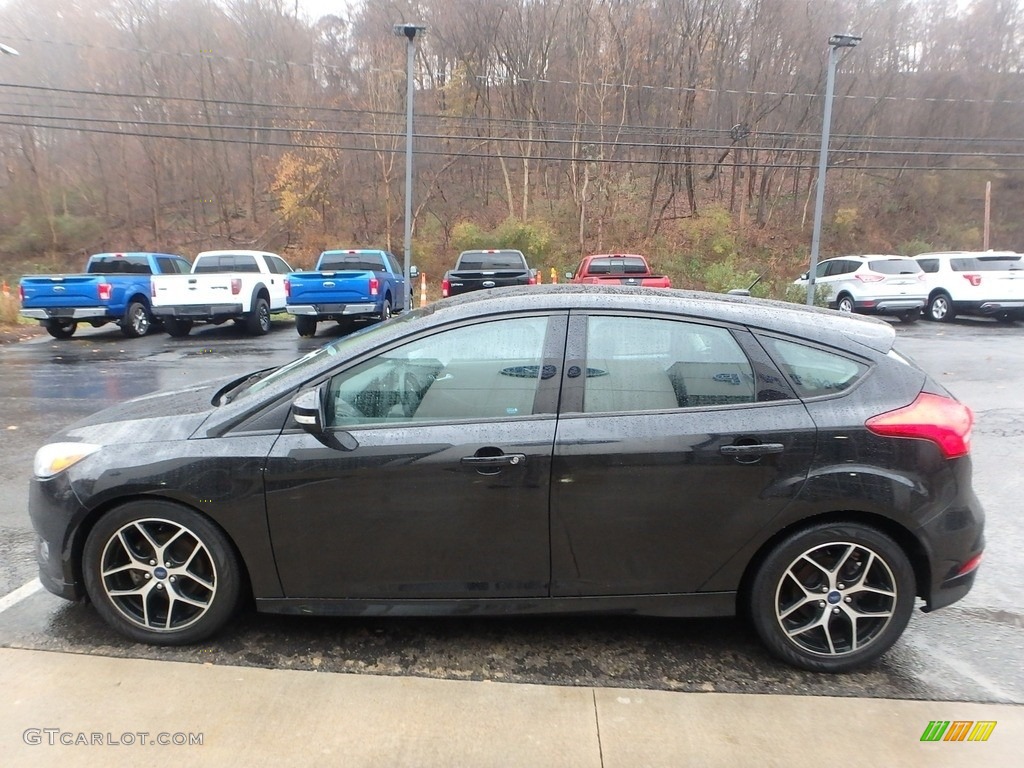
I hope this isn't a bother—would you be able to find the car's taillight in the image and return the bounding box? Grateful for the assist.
[284,278,291,298]
[98,283,112,301]
[865,392,973,459]
[856,274,885,283]
[442,278,450,298]
[230,278,241,295]
[962,274,982,287]
[19,284,25,303]
[369,277,379,296]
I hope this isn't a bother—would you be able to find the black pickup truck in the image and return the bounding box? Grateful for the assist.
[441,249,535,297]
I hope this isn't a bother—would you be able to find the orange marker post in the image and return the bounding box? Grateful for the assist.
[419,272,427,307]
[550,267,558,284]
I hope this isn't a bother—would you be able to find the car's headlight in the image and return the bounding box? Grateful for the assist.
[33,443,101,479]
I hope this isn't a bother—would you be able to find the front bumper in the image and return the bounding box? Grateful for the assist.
[28,473,89,602]
[152,303,244,318]
[287,303,377,317]
[21,307,109,321]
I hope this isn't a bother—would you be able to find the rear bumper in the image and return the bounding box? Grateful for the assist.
[854,297,926,314]
[21,307,110,321]
[287,303,377,317]
[152,303,243,318]
[955,300,1024,315]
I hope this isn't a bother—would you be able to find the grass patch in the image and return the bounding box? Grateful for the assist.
[0,290,22,326]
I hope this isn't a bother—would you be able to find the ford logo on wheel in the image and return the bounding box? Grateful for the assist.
[482,280,496,288]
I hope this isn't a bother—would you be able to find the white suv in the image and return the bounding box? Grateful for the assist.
[796,255,927,322]
[913,251,1024,323]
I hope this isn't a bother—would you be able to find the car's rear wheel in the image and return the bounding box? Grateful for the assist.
[295,315,317,337]
[121,301,151,338]
[927,292,955,322]
[836,294,855,313]
[163,317,193,337]
[83,500,242,645]
[246,297,271,335]
[749,522,915,672]
[45,320,77,339]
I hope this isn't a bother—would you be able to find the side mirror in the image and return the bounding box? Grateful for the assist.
[799,272,808,281]
[564,271,573,280]
[409,265,419,278]
[292,387,325,433]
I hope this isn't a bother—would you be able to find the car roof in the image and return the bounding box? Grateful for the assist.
[428,285,895,354]
[824,254,913,261]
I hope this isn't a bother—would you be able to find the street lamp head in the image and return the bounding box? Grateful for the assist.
[0,42,20,56]
[829,33,862,48]
[393,23,427,42]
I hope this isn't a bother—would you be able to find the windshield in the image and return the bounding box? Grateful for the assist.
[226,309,429,403]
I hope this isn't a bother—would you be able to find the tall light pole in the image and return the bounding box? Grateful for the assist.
[807,33,861,305]
[393,22,427,304]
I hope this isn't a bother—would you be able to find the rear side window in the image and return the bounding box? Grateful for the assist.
[761,337,868,396]
[867,259,921,275]
[88,255,153,274]
[194,254,260,273]
[320,253,386,271]
[582,316,756,413]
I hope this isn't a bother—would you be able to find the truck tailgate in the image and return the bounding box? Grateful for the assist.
[151,274,242,306]
[20,276,104,308]
[289,271,375,303]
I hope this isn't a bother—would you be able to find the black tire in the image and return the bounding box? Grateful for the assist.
[836,294,855,313]
[163,317,193,337]
[82,500,243,645]
[245,297,271,335]
[295,315,317,338]
[748,522,915,672]
[898,309,920,324]
[45,320,77,339]
[926,292,956,322]
[995,312,1016,324]
[335,318,356,334]
[121,301,151,338]
[378,297,392,323]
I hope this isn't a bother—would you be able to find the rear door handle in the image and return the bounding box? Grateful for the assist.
[719,443,785,457]
[460,453,526,468]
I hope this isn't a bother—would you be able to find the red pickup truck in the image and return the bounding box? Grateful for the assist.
[567,254,672,287]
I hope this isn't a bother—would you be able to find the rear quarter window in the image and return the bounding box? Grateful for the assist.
[759,337,868,397]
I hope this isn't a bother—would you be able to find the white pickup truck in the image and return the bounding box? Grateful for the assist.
[150,250,293,337]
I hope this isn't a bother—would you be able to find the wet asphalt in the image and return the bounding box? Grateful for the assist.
[0,314,1021,703]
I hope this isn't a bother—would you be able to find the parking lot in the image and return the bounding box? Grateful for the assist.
[0,314,1021,707]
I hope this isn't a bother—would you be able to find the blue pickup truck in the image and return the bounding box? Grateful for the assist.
[19,252,191,339]
[285,249,409,337]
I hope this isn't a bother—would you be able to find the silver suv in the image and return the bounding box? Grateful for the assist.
[796,255,927,322]
[913,251,1024,323]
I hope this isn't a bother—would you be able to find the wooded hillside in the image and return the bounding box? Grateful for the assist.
[1,0,1022,294]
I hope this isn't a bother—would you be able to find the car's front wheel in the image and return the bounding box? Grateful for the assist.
[748,523,915,672]
[45,320,77,339]
[163,317,193,337]
[83,500,242,645]
[836,294,855,313]
[295,315,317,337]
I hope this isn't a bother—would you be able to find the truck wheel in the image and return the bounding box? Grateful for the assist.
[378,298,392,323]
[295,316,317,337]
[246,297,271,335]
[45,320,77,339]
[121,301,151,338]
[164,318,193,338]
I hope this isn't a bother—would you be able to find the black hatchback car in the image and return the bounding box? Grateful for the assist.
[29,285,984,672]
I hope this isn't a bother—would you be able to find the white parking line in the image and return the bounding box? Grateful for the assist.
[0,579,42,614]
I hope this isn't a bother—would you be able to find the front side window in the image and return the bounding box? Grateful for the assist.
[326,316,550,427]
[582,316,756,413]
[917,259,939,273]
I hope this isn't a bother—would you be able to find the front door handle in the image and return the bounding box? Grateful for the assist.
[719,443,785,457]
[460,453,526,468]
